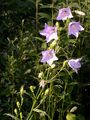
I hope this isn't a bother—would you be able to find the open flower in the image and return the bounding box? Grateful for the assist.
[56,7,73,20]
[68,58,82,74]
[41,49,58,66]
[68,21,84,38]
[40,23,58,43]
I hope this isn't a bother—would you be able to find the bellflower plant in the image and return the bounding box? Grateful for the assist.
[56,7,73,20]
[41,49,58,66]
[40,23,58,43]
[7,2,86,120]
[68,58,82,74]
[68,21,84,38]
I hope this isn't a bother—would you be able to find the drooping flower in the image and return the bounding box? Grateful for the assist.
[56,7,73,21]
[68,58,82,74]
[39,80,46,89]
[40,23,58,43]
[41,49,58,66]
[38,72,44,79]
[68,21,84,38]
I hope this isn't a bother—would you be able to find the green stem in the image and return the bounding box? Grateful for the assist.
[36,0,39,31]
[52,0,54,25]
[61,79,68,120]
[26,88,43,120]
[48,83,52,117]
[66,0,68,6]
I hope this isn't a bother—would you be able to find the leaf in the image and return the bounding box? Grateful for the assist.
[33,108,46,114]
[34,37,44,42]
[24,69,31,75]
[4,113,20,120]
[33,108,51,120]
[39,12,51,19]
[69,82,78,85]
[66,113,77,120]
[40,4,52,9]
[41,42,47,49]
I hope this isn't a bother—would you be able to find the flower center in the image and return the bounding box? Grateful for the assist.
[71,24,77,30]
[48,29,55,34]
[62,10,68,16]
[48,51,53,58]
[64,10,67,14]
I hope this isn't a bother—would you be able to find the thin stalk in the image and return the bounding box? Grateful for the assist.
[36,0,39,31]
[26,88,43,120]
[52,0,54,25]
[48,83,52,117]
[9,48,15,120]
[51,98,56,120]
[46,67,50,80]
[61,79,68,120]
[66,0,68,6]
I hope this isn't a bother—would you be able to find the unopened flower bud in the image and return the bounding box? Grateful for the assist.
[50,40,57,48]
[20,112,23,119]
[45,88,49,96]
[14,108,18,115]
[74,10,85,16]
[16,101,20,109]
[55,22,59,28]
[20,85,24,96]
[38,72,44,78]
[30,86,36,93]
[51,64,55,69]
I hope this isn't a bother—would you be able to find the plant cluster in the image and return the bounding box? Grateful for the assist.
[6,6,86,120]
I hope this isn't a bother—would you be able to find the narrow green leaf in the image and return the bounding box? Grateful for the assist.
[4,113,20,120]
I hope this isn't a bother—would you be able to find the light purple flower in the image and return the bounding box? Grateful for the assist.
[56,7,73,20]
[68,22,84,38]
[41,49,58,66]
[40,23,58,43]
[68,58,82,74]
